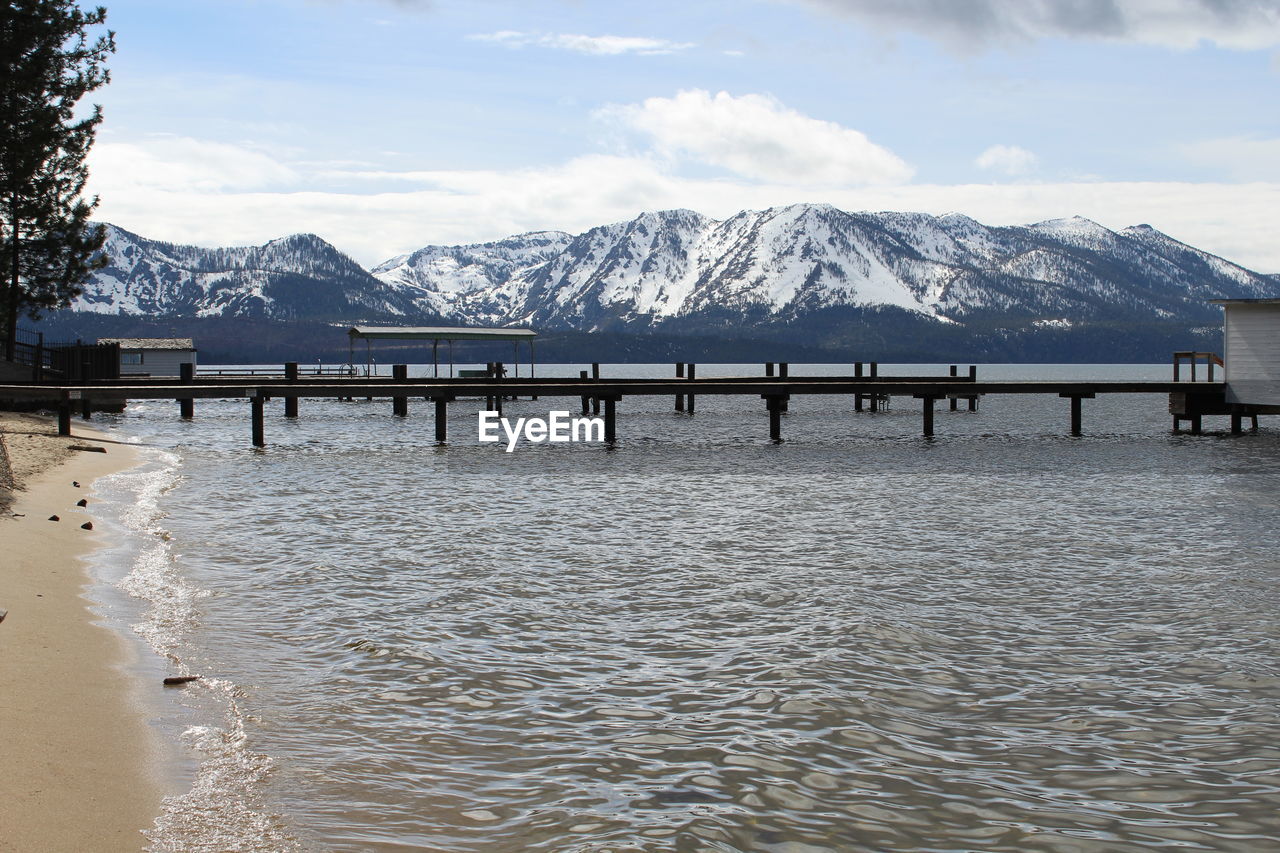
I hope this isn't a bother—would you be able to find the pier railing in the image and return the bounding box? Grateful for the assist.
[197,365,358,378]
[1173,351,1223,382]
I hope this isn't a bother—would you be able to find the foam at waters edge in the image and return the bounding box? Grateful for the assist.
[93,445,301,852]
[147,676,300,852]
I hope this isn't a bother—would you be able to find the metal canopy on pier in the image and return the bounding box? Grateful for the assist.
[346,325,537,378]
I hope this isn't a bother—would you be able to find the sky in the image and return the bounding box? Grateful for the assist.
[84,0,1280,271]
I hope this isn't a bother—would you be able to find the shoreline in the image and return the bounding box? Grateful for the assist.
[0,412,165,852]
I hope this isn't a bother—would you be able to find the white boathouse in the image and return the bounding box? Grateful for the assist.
[1212,299,1280,410]
[97,337,198,378]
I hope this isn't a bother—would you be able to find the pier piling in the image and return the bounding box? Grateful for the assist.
[675,362,685,411]
[686,363,696,414]
[179,362,195,419]
[915,394,938,437]
[58,400,71,436]
[251,395,265,447]
[603,396,618,443]
[433,397,449,443]
[285,362,299,418]
[1174,414,1205,434]
[393,365,408,417]
[1061,392,1095,436]
[764,394,787,441]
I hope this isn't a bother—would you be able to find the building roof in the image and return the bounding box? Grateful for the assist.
[347,326,537,342]
[97,337,196,350]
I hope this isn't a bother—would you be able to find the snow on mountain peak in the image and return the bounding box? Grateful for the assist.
[358,207,1280,329]
[74,208,1280,334]
[1027,215,1116,243]
[75,224,420,320]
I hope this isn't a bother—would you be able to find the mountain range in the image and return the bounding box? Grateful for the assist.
[49,204,1280,361]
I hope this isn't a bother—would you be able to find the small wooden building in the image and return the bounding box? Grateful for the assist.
[1212,299,1280,408]
[97,337,198,378]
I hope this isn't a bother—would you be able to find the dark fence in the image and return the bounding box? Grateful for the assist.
[1,327,120,381]
[4,327,45,370]
[47,340,120,381]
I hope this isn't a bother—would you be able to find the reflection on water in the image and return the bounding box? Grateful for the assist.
[103,365,1280,851]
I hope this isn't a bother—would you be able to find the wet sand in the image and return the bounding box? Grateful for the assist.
[0,412,162,852]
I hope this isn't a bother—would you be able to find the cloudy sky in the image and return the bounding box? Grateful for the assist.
[87,0,1280,270]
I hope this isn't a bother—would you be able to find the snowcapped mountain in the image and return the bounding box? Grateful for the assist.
[73,224,431,321]
[371,204,1278,332]
[370,231,573,322]
[70,206,1279,358]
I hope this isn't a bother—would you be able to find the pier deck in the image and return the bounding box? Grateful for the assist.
[0,364,1257,446]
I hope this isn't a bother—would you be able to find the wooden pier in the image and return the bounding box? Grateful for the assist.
[0,361,1265,448]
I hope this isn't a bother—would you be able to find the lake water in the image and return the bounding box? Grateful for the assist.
[85,364,1280,852]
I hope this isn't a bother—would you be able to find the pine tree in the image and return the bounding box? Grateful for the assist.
[0,1,114,360]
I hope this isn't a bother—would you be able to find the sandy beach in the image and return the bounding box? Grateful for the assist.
[0,412,163,852]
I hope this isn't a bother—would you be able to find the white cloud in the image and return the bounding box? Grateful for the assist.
[469,31,695,55]
[91,136,298,193]
[975,144,1038,176]
[1178,135,1280,180]
[86,135,1280,273]
[602,89,914,185]
[795,0,1280,50]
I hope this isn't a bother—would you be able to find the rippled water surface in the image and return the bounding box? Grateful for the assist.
[97,365,1280,851]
